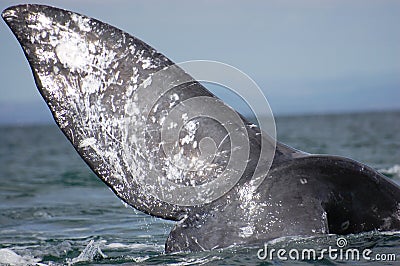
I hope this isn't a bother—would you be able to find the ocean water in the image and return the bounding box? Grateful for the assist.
[0,111,399,265]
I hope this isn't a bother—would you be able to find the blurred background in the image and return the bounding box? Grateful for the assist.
[1,0,399,124]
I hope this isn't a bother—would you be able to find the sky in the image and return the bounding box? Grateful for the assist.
[0,0,399,124]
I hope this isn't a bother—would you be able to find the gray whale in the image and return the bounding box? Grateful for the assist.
[3,4,400,253]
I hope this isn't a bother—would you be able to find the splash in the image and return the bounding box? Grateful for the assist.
[67,240,107,265]
[0,248,42,266]
[379,165,400,178]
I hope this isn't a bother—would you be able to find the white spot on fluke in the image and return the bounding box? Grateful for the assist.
[180,120,198,145]
[79,137,96,148]
[36,13,52,29]
[55,36,90,71]
[81,74,101,94]
[141,58,152,69]
[142,76,152,88]
[71,13,91,32]
[125,102,140,116]
[2,9,18,19]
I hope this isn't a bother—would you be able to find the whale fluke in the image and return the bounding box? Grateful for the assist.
[3,4,400,253]
[2,4,280,221]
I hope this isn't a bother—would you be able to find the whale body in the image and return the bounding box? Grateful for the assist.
[2,4,400,253]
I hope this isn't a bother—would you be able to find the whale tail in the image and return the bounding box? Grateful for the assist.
[1,4,276,220]
[3,4,400,253]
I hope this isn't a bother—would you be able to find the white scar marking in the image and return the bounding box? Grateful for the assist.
[55,35,90,71]
[79,137,96,148]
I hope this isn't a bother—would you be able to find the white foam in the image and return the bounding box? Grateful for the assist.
[67,240,107,265]
[0,248,41,266]
[105,242,162,250]
[379,164,400,178]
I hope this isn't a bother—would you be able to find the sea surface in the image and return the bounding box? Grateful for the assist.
[0,111,399,265]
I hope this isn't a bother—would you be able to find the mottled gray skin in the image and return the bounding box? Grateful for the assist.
[3,4,400,253]
[167,155,400,252]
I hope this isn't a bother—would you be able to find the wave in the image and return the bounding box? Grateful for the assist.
[67,239,107,265]
[105,242,163,251]
[379,165,400,179]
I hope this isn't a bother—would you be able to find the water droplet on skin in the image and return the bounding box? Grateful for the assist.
[300,178,307,185]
